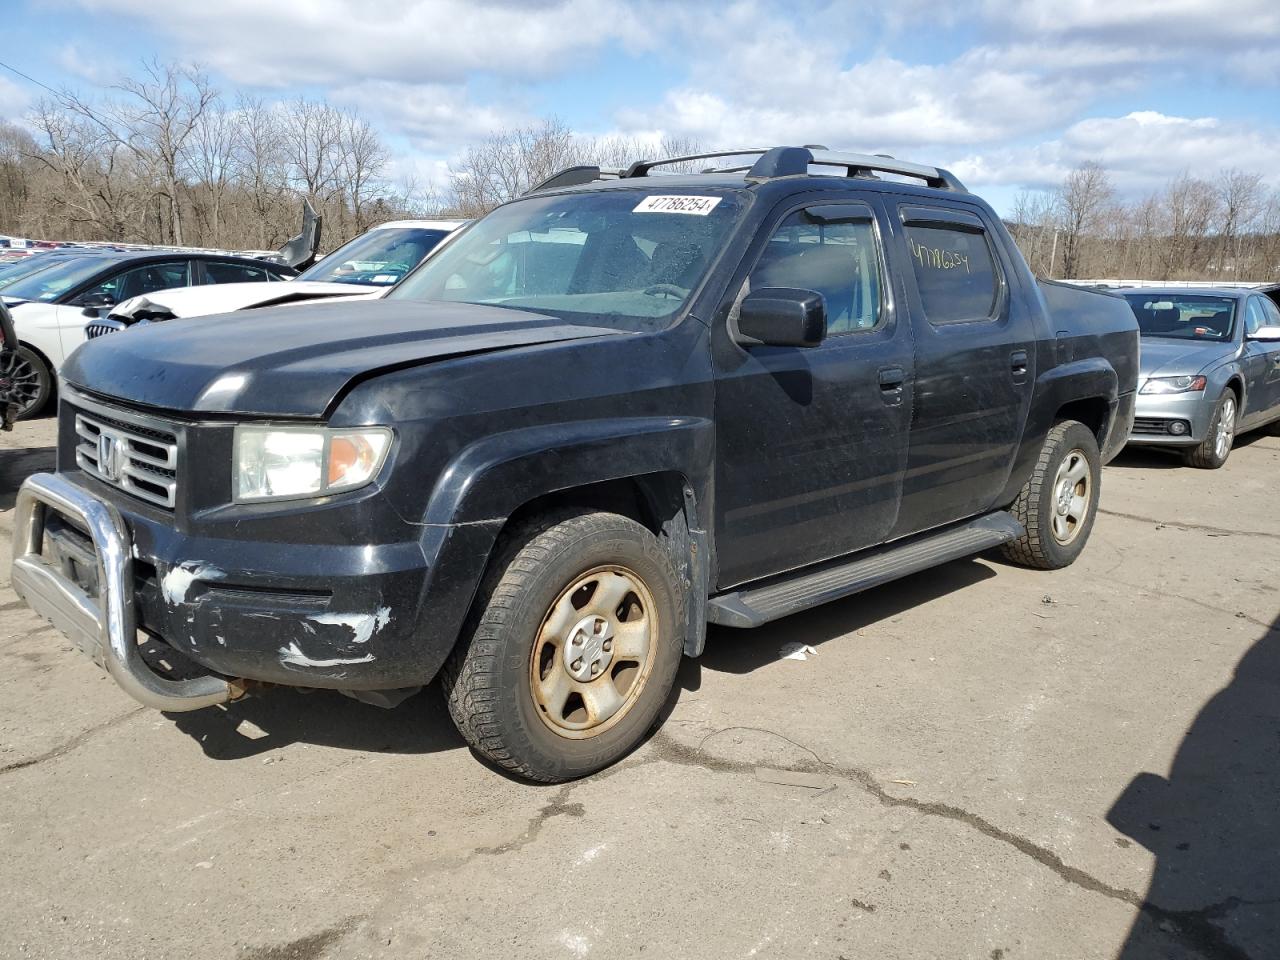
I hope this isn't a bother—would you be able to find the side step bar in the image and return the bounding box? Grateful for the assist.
[707,511,1023,628]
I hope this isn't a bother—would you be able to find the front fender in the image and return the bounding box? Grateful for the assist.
[405,417,715,680]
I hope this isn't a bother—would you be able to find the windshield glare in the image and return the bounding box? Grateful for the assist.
[0,255,67,290]
[389,191,742,330]
[1125,294,1237,342]
[1,256,110,302]
[299,227,451,286]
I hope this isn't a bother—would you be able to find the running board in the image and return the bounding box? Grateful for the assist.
[707,511,1023,628]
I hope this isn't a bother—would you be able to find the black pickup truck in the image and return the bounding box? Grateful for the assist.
[10,146,1138,781]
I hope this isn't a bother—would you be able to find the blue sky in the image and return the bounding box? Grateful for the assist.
[2,0,1279,215]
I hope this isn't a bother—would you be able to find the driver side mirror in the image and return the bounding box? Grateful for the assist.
[735,287,826,348]
[1247,325,1280,342]
[78,291,116,316]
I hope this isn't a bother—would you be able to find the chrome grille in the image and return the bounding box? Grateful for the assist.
[75,412,178,508]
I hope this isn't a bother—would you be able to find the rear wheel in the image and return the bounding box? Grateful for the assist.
[1182,391,1236,469]
[443,510,684,782]
[1002,419,1101,570]
[2,345,52,420]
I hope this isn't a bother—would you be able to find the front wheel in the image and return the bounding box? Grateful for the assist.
[1002,419,1101,570]
[442,510,685,782]
[2,345,53,420]
[1182,391,1236,469]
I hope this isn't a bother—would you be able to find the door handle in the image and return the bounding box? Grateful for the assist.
[878,366,906,406]
[1010,350,1029,382]
[878,366,906,388]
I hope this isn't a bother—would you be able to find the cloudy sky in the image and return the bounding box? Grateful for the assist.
[3,0,1279,213]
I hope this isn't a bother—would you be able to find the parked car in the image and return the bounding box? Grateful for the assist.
[1120,287,1280,467]
[10,145,1138,782]
[2,251,296,418]
[91,219,466,336]
[0,300,18,430]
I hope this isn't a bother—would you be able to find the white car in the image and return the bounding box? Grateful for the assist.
[4,252,296,418]
[96,219,466,331]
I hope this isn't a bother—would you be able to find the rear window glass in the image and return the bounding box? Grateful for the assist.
[904,225,999,324]
[1123,295,1236,341]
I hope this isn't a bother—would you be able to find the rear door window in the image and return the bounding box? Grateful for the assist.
[900,208,1001,324]
[204,261,275,284]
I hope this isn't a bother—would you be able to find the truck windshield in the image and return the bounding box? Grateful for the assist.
[389,190,742,331]
[1123,294,1236,342]
[298,227,452,287]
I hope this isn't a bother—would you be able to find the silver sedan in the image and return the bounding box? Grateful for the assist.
[1121,287,1280,468]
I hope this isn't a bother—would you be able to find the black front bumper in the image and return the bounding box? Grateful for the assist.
[15,468,501,698]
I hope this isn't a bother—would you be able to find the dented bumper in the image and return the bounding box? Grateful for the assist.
[10,471,483,702]
[10,473,240,711]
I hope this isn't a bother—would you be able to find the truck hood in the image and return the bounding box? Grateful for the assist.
[111,280,380,320]
[62,299,625,417]
[1139,337,1238,378]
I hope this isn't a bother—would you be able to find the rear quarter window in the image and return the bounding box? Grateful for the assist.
[903,222,1000,324]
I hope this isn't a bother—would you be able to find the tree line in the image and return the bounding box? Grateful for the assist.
[1008,162,1280,282]
[0,61,701,254]
[0,60,427,251]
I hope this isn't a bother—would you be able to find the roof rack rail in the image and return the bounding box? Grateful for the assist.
[525,165,626,195]
[528,145,967,195]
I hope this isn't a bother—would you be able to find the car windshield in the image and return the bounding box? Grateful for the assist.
[298,227,451,286]
[1124,294,1237,342]
[0,256,112,303]
[388,190,743,331]
[0,255,77,291]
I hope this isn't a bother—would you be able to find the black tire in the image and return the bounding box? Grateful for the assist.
[1182,390,1237,469]
[1002,419,1101,570]
[442,510,685,782]
[3,344,53,420]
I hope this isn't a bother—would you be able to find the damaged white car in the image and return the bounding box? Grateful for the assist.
[88,219,466,338]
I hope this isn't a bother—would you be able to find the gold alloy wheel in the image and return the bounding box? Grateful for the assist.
[529,565,658,739]
[1050,448,1091,545]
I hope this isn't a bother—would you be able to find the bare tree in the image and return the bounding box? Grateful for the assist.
[1056,162,1114,280]
[1215,169,1265,278]
[337,111,388,235]
[186,105,237,246]
[280,97,344,202]
[1157,174,1220,280]
[56,60,218,244]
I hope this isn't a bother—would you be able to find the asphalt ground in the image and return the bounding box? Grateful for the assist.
[2,413,1278,960]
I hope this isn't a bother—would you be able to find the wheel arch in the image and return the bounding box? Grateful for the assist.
[415,417,715,666]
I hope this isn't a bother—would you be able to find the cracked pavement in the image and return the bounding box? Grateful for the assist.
[2,417,1278,960]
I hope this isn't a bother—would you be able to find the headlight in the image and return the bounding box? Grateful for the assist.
[1140,375,1206,395]
[234,426,393,502]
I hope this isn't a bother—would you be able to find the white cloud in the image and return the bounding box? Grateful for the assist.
[67,0,649,86]
[329,80,531,153]
[0,76,31,122]
[953,111,1280,194]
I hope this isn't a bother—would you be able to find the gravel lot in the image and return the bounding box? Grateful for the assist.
[2,413,1277,960]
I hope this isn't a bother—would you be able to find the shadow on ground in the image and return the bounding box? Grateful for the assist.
[1109,431,1273,474]
[166,682,464,760]
[698,556,996,676]
[1109,611,1280,958]
[0,446,56,511]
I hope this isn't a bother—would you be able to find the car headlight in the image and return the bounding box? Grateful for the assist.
[1140,375,1207,395]
[234,426,393,502]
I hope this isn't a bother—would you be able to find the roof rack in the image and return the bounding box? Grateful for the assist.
[525,165,626,194]
[527,145,967,196]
